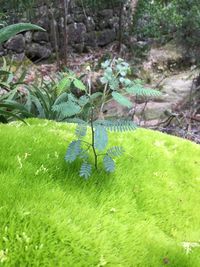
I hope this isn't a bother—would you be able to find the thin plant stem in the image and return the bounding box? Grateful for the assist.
[90,107,98,170]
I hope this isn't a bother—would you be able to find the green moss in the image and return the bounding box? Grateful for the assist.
[0,119,200,266]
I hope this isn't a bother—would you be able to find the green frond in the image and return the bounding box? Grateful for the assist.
[66,118,88,125]
[65,140,81,163]
[103,155,115,173]
[126,85,161,97]
[52,101,81,117]
[79,162,92,179]
[90,92,103,100]
[112,92,133,108]
[95,119,137,132]
[109,78,119,90]
[53,92,68,106]
[78,95,90,107]
[57,77,71,93]
[94,125,108,151]
[107,146,124,157]
[75,124,87,139]
[73,79,86,91]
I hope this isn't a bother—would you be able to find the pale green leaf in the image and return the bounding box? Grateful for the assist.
[112,92,133,108]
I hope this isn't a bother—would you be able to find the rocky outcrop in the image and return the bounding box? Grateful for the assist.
[2,0,133,60]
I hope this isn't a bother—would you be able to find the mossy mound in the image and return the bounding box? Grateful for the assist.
[0,119,200,266]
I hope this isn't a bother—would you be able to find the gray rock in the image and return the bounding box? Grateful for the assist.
[85,32,97,47]
[108,17,119,30]
[37,17,50,31]
[0,44,5,56]
[99,20,110,30]
[73,43,84,53]
[96,29,116,47]
[68,23,86,44]
[66,14,74,24]
[33,31,49,43]
[5,34,25,53]
[25,43,52,60]
[85,17,95,32]
[98,9,113,18]
[74,14,85,23]
[24,31,32,43]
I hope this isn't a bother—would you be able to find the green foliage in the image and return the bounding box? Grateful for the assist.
[76,0,122,9]
[65,140,82,163]
[0,23,45,44]
[0,58,31,123]
[103,155,115,173]
[133,0,183,42]
[79,162,92,179]
[64,58,161,178]
[0,57,160,178]
[133,0,200,61]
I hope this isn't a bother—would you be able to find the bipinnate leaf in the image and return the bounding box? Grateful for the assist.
[107,146,124,157]
[78,95,89,106]
[52,100,81,117]
[80,162,92,179]
[65,140,81,163]
[126,85,161,97]
[57,77,71,92]
[103,155,115,173]
[90,92,103,100]
[75,124,87,139]
[112,92,132,108]
[94,119,137,132]
[94,126,108,151]
[73,79,86,91]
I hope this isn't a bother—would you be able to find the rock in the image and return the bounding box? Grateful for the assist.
[33,31,49,43]
[74,14,85,23]
[0,44,5,56]
[98,9,113,18]
[99,19,110,30]
[85,32,97,47]
[5,34,25,53]
[68,23,86,44]
[37,17,50,31]
[73,44,84,53]
[24,31,32,43]
[108,17,119,30]
[66,15,73,24]
[85,17,95,32]
[135,101,172,121]
[143,42,184,74]
[96,29,116,47]
[25,43,52,60]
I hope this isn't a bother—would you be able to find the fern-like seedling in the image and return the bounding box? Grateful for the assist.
[63,58,161,178]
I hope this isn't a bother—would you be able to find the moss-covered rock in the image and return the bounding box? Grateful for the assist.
[0,119,200,266]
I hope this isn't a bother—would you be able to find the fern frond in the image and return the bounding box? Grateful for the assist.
[66,118,88,125]
[103,155,115,173]
[126,85,161,97]
[80,162,92,179]
[52,100,81,117]
[75,124,87,139]
[53,92,68,105]
[65,140,81,163]
[78,95,89,107]
[107,146,124,157]
[112,92,133,108]
[94,125,108,151]
[95,119,137,132]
